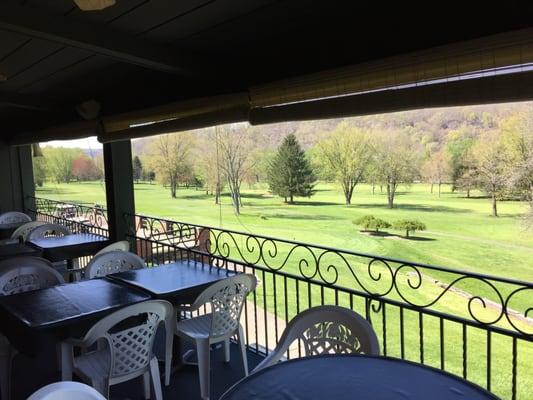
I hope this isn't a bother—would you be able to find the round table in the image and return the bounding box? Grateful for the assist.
[219,355,499,400]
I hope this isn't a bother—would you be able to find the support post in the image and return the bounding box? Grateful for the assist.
[103,140,135,242]
[0,144,35,213]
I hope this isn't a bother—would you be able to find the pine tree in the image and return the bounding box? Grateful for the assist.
[267,134,316,203]
[132,155,143,183]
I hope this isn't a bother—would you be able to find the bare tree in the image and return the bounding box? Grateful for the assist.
[217,125,255,214]
[149,132,194,198]
[317,123,374,205]
[471,131,506,216]
[373,130,419,208]
[421,150,451,197]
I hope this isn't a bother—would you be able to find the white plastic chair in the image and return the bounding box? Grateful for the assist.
[84,250,145,279]
[94,240,130,257]
[175,274,257,400]
[0,257,64,400]
[0,211,31,225]
[27,381,106,400]
[26,223,71,241]
[11,221,47,241]
[70,300,173,399]
[252,305,380,373]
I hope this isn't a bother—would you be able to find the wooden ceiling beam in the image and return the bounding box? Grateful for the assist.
[0,3,196,75]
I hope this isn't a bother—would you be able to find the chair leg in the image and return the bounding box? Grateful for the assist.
[224,338,231,363]
[0,346,13,400]
[237,325,248,376]
[60,342,73,381]
[91,378,109,399]
[142,372,151,399]
[149,357,163,400]
[196,339,210,400]
[164,319,174,386]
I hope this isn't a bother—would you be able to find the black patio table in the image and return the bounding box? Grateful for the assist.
[0,242,42,260]
[107,260,235,304]
[219,354,499,400]
[0,278,151,358]
[27,233,110,267]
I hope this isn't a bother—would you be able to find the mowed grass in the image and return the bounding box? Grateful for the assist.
[37,181,533,281]
[37,181,533,399]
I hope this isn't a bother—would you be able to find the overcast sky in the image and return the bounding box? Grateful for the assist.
[41,136,102,149]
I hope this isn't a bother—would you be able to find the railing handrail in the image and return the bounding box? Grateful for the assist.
[125,211,533,288]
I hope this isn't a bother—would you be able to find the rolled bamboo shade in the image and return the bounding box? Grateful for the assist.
[249,28,533,108]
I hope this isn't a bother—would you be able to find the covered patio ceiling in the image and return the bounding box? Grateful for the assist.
[2,0,533,144]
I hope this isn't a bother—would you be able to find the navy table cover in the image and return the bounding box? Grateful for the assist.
[0,278,151,355]
[220,354,498,400]
[28,233,110,262]
[108,260,234,303]
[0,242,42,260]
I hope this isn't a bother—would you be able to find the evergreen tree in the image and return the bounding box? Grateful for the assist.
[267,134,316,203]
[132,155,143,183]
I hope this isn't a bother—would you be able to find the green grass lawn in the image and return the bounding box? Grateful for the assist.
[36,180,533,399]
[37,180,533,282]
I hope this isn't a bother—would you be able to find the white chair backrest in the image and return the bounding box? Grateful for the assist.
[11,221,47,241]
[27,381,107,400]
[26,223,71,242]
[81,300,172,379]
[280,305,378,356]
[0,257,64,295]
[84,250,145,279]
[94,240,130,257]
[191,274,257,338]
[0,211,31,225]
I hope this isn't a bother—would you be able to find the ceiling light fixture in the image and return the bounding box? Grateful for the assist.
[74,0,116,11]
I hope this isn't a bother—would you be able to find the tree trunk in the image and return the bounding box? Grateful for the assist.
[290,194,294,204]
[372,183,375,195]
[466,188,470,198]
[430,183,433,194]
[405,229,409,237]
[386,183,394,208]
[284,197,287,203]
[344,185,354,205]
[492,190,498,217]
[438,182,441,198]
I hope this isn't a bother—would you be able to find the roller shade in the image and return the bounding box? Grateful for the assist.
[249,28,533,108]
[249,70,533,125]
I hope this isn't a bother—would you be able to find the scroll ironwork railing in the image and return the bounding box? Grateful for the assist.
[126,213,532,400]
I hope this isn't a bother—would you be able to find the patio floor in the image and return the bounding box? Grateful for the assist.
[12,341,265,399]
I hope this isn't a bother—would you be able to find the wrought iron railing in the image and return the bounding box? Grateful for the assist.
[27,197,109,237]
[27,197,109,268]
[27,197,533,399]
[125,213,532,400]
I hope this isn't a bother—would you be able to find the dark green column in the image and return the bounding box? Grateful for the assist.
[103,140,135,242]
[0,144,35,213]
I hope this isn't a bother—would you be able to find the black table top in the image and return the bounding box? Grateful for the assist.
[0,242,42,260]
[0,278,150,330]
[28,233,110,261]
[220,355,498,400]
[107,261,234,302]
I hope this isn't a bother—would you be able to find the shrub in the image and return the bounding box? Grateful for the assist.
[353,215,391,233]
[393,219,426,237]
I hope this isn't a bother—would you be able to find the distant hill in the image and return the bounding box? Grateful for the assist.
[131,101,533,155]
